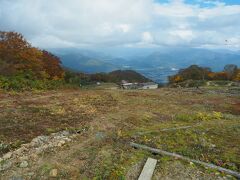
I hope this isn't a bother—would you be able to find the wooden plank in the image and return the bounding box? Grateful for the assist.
[138,158,157,180]
[131,142,240,179]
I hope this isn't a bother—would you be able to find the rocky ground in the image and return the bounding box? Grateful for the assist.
[0,87,239,179]
[1,131,76,173]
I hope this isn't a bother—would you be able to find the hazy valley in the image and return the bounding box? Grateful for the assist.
[51,48,240,83]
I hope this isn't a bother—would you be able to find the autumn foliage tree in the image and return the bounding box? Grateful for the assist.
[169,65,211,83]
[168,75,183,83]
[0,31,43,76]
[233,69,240,81]
[41,50,64,80]
[207,72,228,80]
[169,64,239,84]
[0,31,64,80]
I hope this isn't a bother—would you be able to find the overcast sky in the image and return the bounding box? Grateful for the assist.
[0,0,240,50]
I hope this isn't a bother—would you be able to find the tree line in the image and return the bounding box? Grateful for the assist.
[169,64,240,84]
[64,70,150,86]
[0,31,66,90]
[0,31,64,79]
[1,31,239,90]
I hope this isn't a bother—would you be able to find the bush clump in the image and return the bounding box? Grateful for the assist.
[175,111,223,122]
[0,72,65,91]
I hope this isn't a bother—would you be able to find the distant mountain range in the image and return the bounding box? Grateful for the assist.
[130,48,240,71]
[50,47,240,83]
[59,53,119,73]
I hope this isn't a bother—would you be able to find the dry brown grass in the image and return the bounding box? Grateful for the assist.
[0,87,239,179]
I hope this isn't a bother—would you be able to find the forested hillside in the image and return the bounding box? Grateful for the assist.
[0,32,151,90]
[0,32,64,79]
[65,70,151,85]
[0,31,65,90]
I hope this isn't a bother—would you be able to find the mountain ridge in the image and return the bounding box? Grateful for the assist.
[51,47,240,83]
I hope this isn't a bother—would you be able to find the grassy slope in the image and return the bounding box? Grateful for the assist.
[0,86,239,179]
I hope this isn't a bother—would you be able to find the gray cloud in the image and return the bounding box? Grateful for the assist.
[0,0,239,50]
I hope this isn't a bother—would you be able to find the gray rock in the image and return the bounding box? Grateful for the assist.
[3,152,12,160]
[31,136,49,147]
[27,172,34,176]
[95,132,106,140]
[61,131,70,136]
[19,160,28,168]
[0,143,8,151]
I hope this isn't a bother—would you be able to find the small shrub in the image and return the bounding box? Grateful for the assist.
[212,111,223,120]
[196,111,223,121]
[196,112,212,121]
[187,80,206,87]
[0,73,65,91]
[40,164,54,174]
[175,111,223,122]
[175,114,196,122]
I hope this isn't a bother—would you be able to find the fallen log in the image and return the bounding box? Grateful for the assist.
[130,142,240,179]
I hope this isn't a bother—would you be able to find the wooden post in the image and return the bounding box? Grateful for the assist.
[138,158,157,180]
